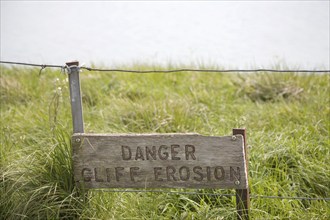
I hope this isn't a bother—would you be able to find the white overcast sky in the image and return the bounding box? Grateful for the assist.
[1,1,329,69]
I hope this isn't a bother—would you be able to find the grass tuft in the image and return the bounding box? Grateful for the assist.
[235,73,304,102]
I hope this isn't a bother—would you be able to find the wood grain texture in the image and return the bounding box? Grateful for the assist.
[72,133,248,189]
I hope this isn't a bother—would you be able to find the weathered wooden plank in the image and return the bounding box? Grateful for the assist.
[72,133,248,189]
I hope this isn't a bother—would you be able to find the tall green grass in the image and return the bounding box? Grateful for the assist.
[1,66,329,219]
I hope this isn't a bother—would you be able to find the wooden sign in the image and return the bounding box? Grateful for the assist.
[72,133,248,189]
[66,62,250,219]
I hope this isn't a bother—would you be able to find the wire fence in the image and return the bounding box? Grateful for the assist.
[1,60,330,74]
[92,189,330,201]
[1,60,330,202]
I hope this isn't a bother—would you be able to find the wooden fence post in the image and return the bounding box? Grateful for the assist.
[67,61,84,134]
[233,128,250,220]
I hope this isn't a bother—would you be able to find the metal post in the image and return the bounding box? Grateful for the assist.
[67,61,84,133]
[233,128,250,220]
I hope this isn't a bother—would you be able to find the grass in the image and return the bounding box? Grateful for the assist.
[0,65,329,219]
